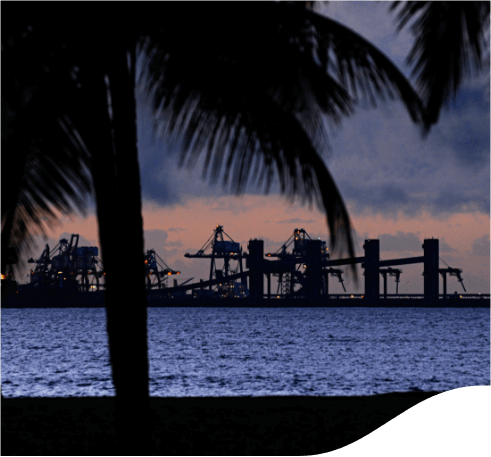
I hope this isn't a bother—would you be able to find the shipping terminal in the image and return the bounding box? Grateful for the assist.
[2,226,489,308]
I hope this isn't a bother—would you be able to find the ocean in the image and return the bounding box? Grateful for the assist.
[1,307,489,398]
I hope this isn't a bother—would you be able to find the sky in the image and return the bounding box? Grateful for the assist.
[25,2,490,295]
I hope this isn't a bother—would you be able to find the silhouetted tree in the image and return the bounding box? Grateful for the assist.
[2,2,487,452]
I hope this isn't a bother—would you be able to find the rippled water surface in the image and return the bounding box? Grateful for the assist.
[2,307,489,397]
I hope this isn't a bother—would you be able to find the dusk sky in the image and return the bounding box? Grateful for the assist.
[27,2,490,295]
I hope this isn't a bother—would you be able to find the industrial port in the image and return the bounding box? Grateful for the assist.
[2,226,489,308]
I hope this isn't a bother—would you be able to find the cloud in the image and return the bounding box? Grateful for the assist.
[327,91,490,218]
[35,232,98,251]
[143,229,168,251]
[439,238,457,254]
[378,231,422,253]
[277,218,316,225]
[133,2,489,237]
[166,240,183,247]
[472,234,491,257]
[167,227,187,233]
[432,85,490,170]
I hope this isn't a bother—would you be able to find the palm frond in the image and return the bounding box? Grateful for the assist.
[391,1,490,129]
[2,23,92,275]
[140,2,426,267]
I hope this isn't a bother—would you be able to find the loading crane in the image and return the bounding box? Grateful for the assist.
[265,228,334,297]
[144,249,180,290]
[379,267,402,298]
[28,234,102,291]
[184,225,246,295]
[439,267,466,298]
[324,268,346,294]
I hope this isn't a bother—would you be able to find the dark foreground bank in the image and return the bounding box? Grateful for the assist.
[2,392,440,456]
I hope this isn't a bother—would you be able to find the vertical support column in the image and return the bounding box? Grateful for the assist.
[423,239,439,302]
[324,270,329,298]
[267,273,271,299]
[380,271,388,299]
[305,240,322,301]
[442,272,447,300]
[364,240,380,301]
[247,239,264,301]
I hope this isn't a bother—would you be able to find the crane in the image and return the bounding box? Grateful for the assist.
[184,225,245,294]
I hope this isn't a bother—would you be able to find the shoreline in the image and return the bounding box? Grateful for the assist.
[2,391,441,455]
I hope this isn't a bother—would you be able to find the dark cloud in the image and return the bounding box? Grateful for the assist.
[133,4,489,226]
[327,93,489,218]
[432,86,490,169]
[472,234,490,257]
[166,240,183,247]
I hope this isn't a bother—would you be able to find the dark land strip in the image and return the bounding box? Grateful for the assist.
[2,392,440,455]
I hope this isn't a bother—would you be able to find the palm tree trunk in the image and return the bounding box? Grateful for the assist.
[89,46,150,452]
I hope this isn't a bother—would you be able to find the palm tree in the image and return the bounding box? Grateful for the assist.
[2,1,487,451]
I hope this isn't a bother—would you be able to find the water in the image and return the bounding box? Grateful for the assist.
[1,307,489,398]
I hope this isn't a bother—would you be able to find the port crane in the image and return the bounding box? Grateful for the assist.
[144,249,180,289]
[184,225,245,295]
[28,234,102,291]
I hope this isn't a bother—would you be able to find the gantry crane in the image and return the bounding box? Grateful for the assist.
[28,234,103,291]
[144,249,180,290]
[184,225,245,294]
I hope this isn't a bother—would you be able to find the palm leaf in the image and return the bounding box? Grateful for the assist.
[140,2,426,270]
[2,20,92,274]
[390,1,490,129]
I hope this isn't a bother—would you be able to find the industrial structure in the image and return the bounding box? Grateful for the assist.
[25,234,180,292]
[184,225,247,298]
[28,234,103,291]
[144,249,180,290]
[5,226,488,308]
[265,228,346,297]
[245,236,469,303]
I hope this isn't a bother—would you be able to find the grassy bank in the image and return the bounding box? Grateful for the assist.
[2,392,440,455]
